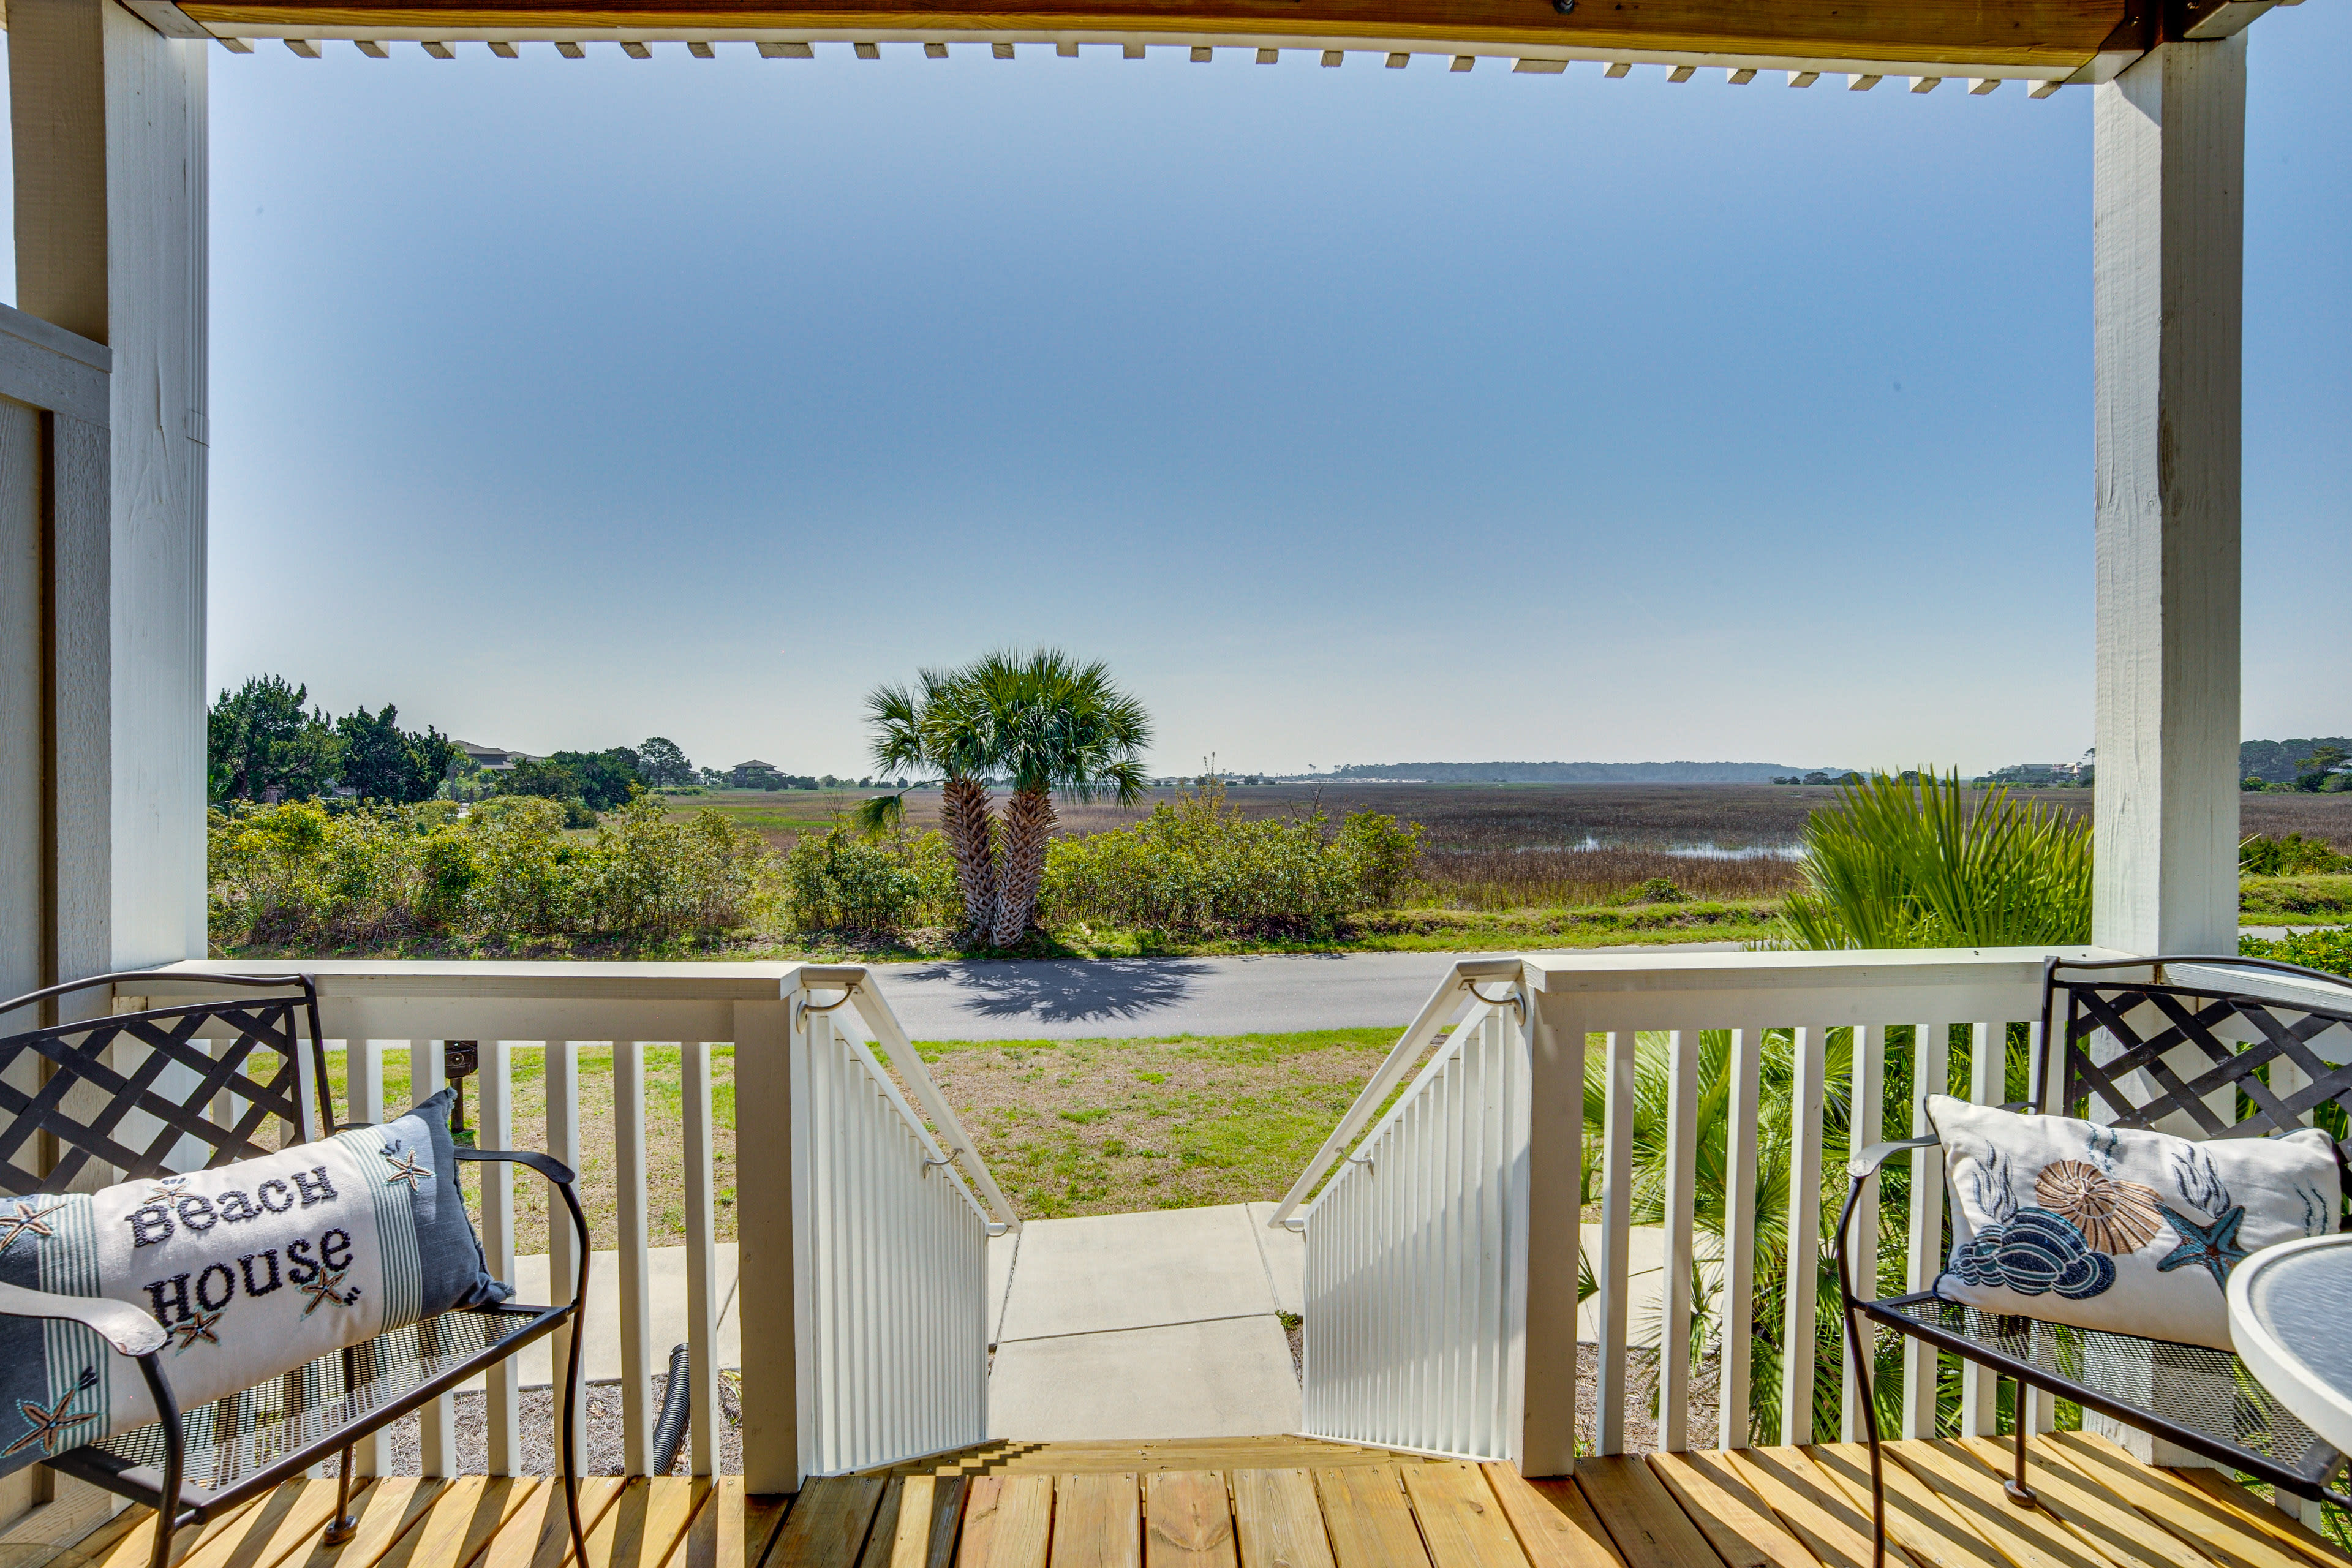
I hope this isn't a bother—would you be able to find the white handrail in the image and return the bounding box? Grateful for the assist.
[1269,956,1523,1226]
[808,965,1021,1231]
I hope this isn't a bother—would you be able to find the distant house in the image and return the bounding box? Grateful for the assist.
[455,740,535,772]
[732,759,786,790]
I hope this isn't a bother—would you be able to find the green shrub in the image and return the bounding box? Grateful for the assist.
[783,825,923,932]
[2242,929,2352,978]
[2241,833,2351,876]
[208,795,771,949]
[1041,786,1419,935]
[1778,769,2092,949]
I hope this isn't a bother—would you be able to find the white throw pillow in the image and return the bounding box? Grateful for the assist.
[1928,1094,2342,1351]
[0,1088,508,1476]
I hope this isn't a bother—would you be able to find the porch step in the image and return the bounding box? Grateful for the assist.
[858,1433,1444,1478]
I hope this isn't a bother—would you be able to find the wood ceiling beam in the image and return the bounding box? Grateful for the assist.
[175,0,2160,77]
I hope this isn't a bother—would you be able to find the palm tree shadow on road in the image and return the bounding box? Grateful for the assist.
[895,957,1213,1023]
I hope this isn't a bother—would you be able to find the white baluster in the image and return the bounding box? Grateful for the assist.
[1961,1022,2003,1437]
[683,1040,720,1476]
[546,1041,586,1468]
[481,1042,519,1475]
[616,1040,654,1476]
[350,1042,392,1477]
[409,1041,454,1477]
[1595,1029,1635,1455]
[1717,1028,1762,1450]
[1781,1027,1825,1446]
[1659,1030,1698,1452]
[1841,1025,1882,1443]
[1902,1022,1950,1439]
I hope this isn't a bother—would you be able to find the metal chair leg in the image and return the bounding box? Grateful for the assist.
[2003,1379,2038,1507]
[322,1446,360,1545]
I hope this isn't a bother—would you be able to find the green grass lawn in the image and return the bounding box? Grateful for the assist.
[2239,873,2352,924]
[341,1026,1413,1253]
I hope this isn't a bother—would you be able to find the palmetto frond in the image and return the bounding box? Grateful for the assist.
[853,793,907,839]
[1781,768,2092,950]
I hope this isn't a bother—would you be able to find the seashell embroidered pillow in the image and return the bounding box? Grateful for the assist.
[1928,1095,2343,1351]
[0,1088,509,1478]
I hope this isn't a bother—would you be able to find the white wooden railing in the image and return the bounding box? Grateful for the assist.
[1273,959,1531,1460]
[130,959,1011,1492]
[1279,945,2122,1471]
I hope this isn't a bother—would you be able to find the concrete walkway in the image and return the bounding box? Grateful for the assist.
[873,944,1743,1041]
[986,1203,1304,1439]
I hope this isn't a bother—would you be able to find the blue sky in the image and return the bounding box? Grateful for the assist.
[9,13,2350,777]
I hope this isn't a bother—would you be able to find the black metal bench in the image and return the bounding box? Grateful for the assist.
[0,971,591,1568]
[1836,954,2352,1567]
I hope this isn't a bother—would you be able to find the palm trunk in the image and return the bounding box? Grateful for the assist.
[940,776,997,939]
[992,786,1056,948]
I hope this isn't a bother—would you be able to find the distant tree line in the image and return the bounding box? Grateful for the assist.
[208,676,462,806]
[208,674,706,823]
[2242,738,2351,792]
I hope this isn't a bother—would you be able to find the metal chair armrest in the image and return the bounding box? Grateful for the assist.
[0,1280,168,1356]
[1847,1133,1940,1180]
[455,1147,578,1188]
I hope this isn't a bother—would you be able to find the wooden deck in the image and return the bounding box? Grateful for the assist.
[779,1432,2352,1568]
[63,1432,2352,1568]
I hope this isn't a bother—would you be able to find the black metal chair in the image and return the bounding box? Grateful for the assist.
[1836,954,2352,1567]
[0,971,591,1568]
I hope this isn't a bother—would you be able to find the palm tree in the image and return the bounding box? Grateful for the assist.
[866,668,999,940]
[962,650,1151,949]
[1778,768,2092,950]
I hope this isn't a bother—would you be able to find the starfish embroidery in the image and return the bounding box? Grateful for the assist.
[132,1177,188,1207]
[0,1199,64,1256]
[2155,1203,2248,1291]
[2,1369,101,1459]
[169,1307,225,1353]
[299,1267,357,1317]
[381,1147,431,1193]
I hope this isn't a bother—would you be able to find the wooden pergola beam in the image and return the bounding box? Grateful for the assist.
[160,0,2176,80]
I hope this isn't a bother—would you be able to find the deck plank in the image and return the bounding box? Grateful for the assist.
[1397,1463,1526,1568]
[771,1479,887,1568]
[2031,1436,2313,1568]
[677,1480,782,1568]
[1229,1470,1334,1568]
[857,1483,908,1568]
[958,1476,1052,1568]
[1143,1472,1235,1568]
[1717,1449,1892,1568]
[287,1479,453,1568]
[1483,1468,1623,1568]
[1880,1442,2128,1568]
[1799,1446,2007,1568]
[1646,1452,1817,1568]
[478,1477,630,1568]
[921,1479,968,1568]
[2166,1469,2352,1568]
[1311,1466,1429,1568]
[170,1479,365,1568]
[71,1490,275,1568]
[1945,1440,2214,1568]
[372,1478,546,1568]
[588,1480,709,1568]
[876,1478,930,1568]
[1574,1455,1725,1568]
[1052,1474,1140,1568]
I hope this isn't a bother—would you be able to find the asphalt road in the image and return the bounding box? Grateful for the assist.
[870,943,1741,1040]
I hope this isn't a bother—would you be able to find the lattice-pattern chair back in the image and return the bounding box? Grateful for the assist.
[2038,956,2352,1150]
[0,972,330,1198]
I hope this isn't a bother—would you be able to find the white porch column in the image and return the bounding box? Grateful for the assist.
[2086,37,2245,1471]
[2091,36,2245,959]
[10,0,211,973]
